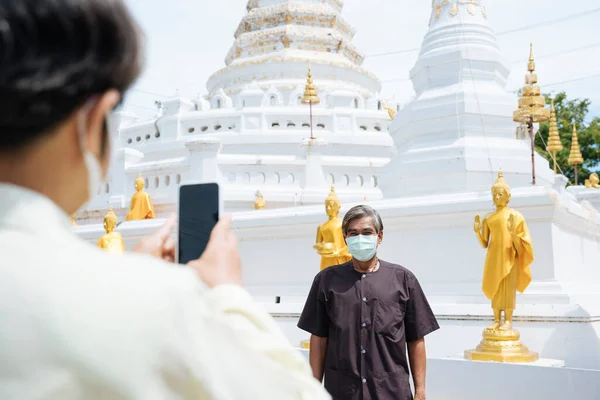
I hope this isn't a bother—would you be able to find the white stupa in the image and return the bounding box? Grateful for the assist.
[380,0,555,197]
[81,0,395,221]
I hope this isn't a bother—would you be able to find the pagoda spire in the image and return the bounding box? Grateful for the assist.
[568,123,584,185]
[302,65,320,139]
[546,100,563,174]
[513,43,550,185]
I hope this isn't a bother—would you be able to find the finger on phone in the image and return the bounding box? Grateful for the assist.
[156,214,177,241]
[212,215,232,238]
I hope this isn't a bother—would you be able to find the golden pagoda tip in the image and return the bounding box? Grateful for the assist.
[529,43,533,60]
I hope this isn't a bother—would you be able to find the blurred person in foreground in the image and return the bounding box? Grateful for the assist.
[0,1,330,399]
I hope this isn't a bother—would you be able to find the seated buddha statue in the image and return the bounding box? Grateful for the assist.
[126,174,155,221]
[590,173,599,188]
[313,185,352,270]
[97,207,125,254]
[254,191,266,210]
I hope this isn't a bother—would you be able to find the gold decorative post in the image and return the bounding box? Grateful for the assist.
[313,185,352,270]
[568,124,584,185]
[70,213,78,226]
[97,207,125,254]
[513,44,550,185]
[546,100,563,174]
[466,171,538,363]
[301,65,320,140]
[254,191,266,210]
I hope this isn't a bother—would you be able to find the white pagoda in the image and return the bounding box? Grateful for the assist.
[81,0,395,221]
[77,1,600,398]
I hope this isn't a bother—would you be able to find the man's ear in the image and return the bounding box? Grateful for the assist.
[377,231,384,245]
[85,89,121,156]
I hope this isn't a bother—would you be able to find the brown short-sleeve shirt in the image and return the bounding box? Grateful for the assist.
[298,260,439,400]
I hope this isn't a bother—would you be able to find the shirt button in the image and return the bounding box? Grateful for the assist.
[362,322,366,327]
[362,274,366,278]
[362,297,367,302]
[362,378,367,383]
[361,349,366,354]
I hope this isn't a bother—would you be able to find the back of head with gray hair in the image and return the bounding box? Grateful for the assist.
[342,205,384,236]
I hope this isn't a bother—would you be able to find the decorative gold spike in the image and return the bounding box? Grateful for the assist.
[546,99,563,174]
[301,65,320,106]
[568,123,584,185]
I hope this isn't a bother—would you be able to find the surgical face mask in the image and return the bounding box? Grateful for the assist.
[346,235,379,262]
[77,105,112,202]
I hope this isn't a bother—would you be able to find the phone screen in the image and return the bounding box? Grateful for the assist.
[178,183,219,264]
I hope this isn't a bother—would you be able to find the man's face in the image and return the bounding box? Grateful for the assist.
[345,217,383,245]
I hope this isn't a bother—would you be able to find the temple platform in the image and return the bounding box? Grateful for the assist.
[297,349,599,399]
[76,177,600,371]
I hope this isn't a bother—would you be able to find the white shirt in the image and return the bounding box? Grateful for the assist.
[0,184,330,400]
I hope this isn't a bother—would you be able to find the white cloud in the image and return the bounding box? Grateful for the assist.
[123,0,600,121]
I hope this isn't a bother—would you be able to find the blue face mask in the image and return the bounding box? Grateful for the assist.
[346,235,379,262]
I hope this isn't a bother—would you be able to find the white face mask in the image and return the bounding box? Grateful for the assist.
[77,104,111,203]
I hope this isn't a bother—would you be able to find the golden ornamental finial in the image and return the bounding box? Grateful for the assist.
[528,43,535,72]
[513,43,549,124]
[301,65,320,106]
[568,124,583,166]
[546,99,563,174]
[568,123,584,185]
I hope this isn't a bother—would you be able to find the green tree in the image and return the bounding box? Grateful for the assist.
[534,92,600,184]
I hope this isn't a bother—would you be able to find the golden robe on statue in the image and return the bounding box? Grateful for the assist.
[481,208,534,309]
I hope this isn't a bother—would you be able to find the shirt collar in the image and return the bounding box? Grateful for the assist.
[0,183,73,237]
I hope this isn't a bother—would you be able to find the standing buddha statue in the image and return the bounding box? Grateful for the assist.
[465,171,538,362]
[97,207,125,254]
[313,186,352,270]
[126,174,155,221]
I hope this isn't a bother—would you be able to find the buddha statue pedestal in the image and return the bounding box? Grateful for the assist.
[464,328,539,363]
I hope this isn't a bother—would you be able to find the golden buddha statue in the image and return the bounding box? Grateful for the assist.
[465,171,538,362]
[70,213,78,226]
[313,186,352,270]
[126,174,155,221]
[254,191,266,210]
[97,207,125,254]
[586,172,599,188]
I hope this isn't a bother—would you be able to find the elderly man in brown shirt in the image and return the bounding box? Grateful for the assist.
[298,205,439,400]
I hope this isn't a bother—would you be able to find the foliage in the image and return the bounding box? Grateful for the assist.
[534,92,600,184]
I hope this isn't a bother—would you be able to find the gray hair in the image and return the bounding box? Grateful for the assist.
[342,205,384,235]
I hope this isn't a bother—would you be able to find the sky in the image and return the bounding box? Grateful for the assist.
[122,0,600,121]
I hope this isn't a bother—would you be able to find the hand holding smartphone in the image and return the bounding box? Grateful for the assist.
[177,182,243,287]
[178,183,220,264]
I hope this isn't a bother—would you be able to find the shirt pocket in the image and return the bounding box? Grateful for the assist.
[374,300,405,337]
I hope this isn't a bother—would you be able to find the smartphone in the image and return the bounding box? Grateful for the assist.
[177,182,221,264]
